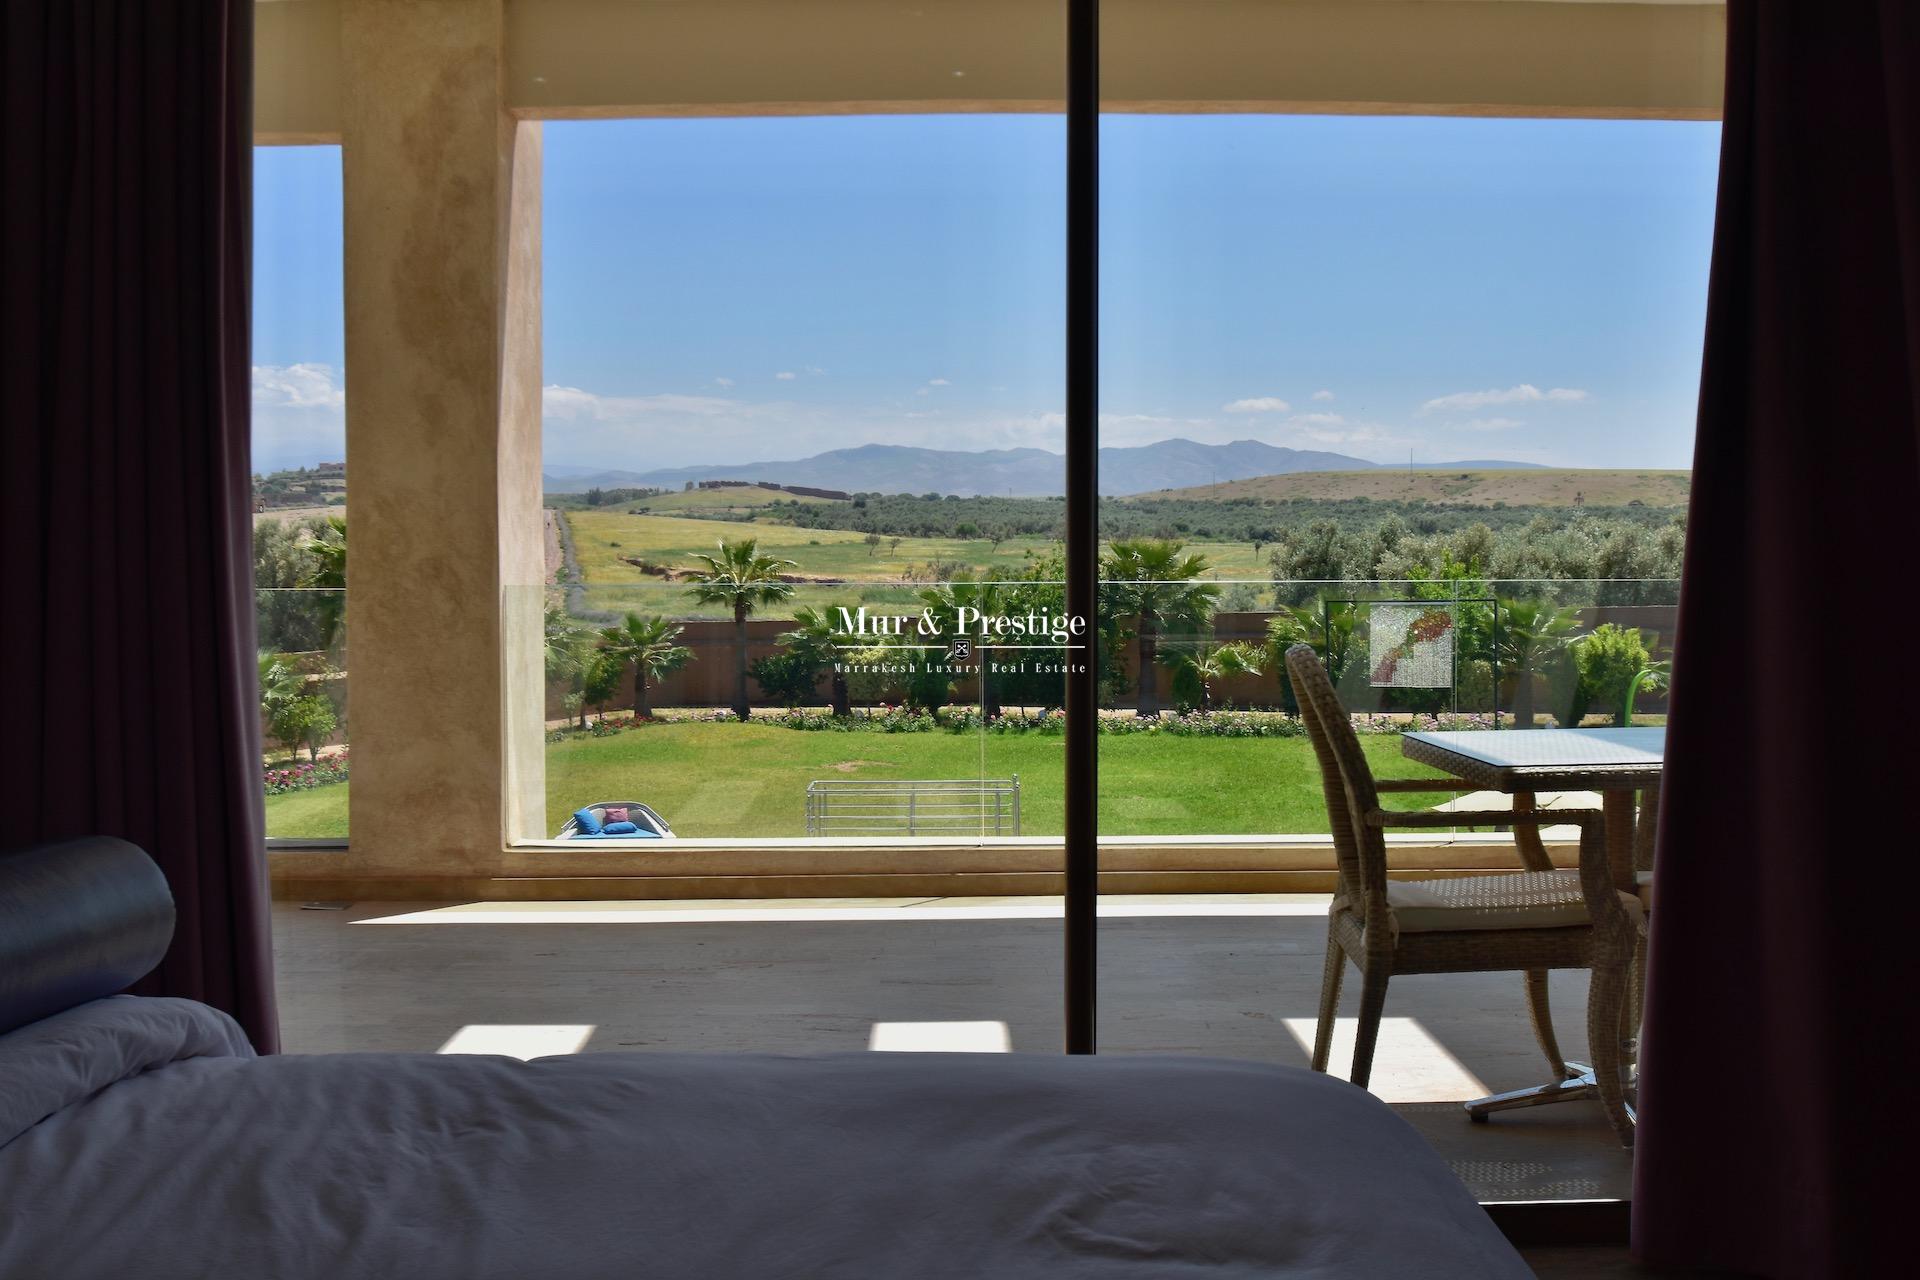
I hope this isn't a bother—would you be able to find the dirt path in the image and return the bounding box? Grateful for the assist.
[544,508,565,582]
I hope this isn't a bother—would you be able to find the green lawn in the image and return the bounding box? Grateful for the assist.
[265,722,1445,841]
[263,781,352,839]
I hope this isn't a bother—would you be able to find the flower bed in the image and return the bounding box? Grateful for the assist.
[264,752,350,794]
[547,707,1498,742]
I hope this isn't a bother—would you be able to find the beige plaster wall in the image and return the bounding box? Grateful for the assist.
[268,832,1590,900]
[257,0,343,142]
[260,0,1725,139]
[498,121,548,844]
[338,0,541,875]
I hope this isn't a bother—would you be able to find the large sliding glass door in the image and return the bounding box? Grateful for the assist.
[1088,0,1717,1207]
[520,2,1072,1054]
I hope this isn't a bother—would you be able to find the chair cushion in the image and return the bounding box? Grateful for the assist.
[570,807,604,836]
[600,820,640,835]
[1386,871,1637,933]
[602,806,629,824]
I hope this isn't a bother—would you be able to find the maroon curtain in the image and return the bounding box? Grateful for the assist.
[1635,3,1916,1275]
[0,2,276,1051]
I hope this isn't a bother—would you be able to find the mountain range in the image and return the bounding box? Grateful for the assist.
[542,439,1541,497]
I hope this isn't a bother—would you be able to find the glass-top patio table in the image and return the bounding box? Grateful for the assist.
[1399,726,1663,1134]
[1401,726,1664,890]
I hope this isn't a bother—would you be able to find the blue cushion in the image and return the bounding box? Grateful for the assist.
[571,807,603,836]
[600,820,641,835]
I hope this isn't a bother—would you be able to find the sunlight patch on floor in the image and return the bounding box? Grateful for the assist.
[436,1024,597,1059]
[1282,1017,1492,1103]
[868,1021,1012,1052]
[355,895,1333,926]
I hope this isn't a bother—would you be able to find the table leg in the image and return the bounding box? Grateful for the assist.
[1634,779,1661,877]
[1466,786,1643,1146]
[1603,790,1635,892]
[1511,790,1552,871]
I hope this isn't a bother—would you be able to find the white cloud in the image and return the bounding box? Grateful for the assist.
[774,371,797,381]
[1311,389,1335,402]
[1457,417,1527,432]
[1263,411,1419,455]
[252,363,344,410]
[713,376,734,388]
[542,386,742,419]
[1419,384,1589,414]
[927,378,951,387]
[1223,396,1292,414]
[251,365,346,472]
[885,409,1066,454]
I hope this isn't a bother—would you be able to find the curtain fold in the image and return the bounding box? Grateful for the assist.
[1635,2,1916,1275]
[0,1,276,1052]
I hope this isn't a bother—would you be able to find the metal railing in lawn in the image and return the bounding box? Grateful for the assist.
[805,776,1022,838]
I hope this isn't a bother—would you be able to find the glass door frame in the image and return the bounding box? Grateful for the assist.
[1062,0,1099,1055]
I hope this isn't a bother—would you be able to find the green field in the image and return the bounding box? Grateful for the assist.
[569,510,1055,580]
[264,722,1443,841]
[1142,467,1692,508]
[614,487,840,514]
[564,509,1276,619]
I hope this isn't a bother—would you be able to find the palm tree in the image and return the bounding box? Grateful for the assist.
[302,515,348,649]
[918,574,1005,718]
[686,538,796,719]
[598,613,693,718]
[779,606,852,717]
[1100,539,1217,717]
[1473,598,1581,728]
[1164,641,1264,711]
[1265,599,1359,699]
[304,514,347,588]
[257,649,305,719]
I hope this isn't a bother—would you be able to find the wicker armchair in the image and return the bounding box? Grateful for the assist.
[1283,645,1643,1144]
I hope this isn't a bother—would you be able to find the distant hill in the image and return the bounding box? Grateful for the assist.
[1137,468,1691,508]
[541,438,1541,498]
[254,461,346,510]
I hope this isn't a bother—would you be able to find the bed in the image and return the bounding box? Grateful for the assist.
[0,838,1531,1279]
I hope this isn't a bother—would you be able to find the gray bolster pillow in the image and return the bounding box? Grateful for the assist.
[0,837,175,1037]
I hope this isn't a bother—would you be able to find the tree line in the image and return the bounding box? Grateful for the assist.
[764,492,1682,548]
[543,535,1670,728]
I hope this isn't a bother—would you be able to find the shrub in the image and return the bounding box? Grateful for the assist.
[540,705,1495,741]
[750,649,823,707]
[264,752,349,794]
[269,694,337,763]
[1569,624,1651,726]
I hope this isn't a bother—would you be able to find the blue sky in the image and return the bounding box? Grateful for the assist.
[253,113,1720,476]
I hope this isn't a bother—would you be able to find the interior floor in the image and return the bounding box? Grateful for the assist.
[273,893,1636,1208]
